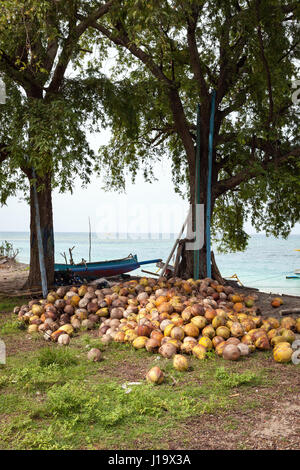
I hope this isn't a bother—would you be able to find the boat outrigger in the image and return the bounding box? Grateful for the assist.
[286,250,300,279]
[54,254,162,285]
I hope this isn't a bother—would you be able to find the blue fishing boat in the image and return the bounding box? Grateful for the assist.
[54,254,161,284]
[286,250,300,279]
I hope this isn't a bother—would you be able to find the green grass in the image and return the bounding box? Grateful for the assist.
[0,296,29,313]
[0,295,293,450]
[0,338,272,450]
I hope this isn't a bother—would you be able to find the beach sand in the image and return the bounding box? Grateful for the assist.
[0,259,29,294]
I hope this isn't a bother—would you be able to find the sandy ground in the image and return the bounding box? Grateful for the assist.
[0,260,29,294]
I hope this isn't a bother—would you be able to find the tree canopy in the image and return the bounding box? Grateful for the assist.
[85,0,300,255]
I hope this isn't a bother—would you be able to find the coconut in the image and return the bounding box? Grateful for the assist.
[145,338,160,353]
[146,366,164,385]
[100,334,112,345]
[191,316,207,330]
[137,325,151,337]
[202,325,216,339]
[164,323,175,337]
[190,304,205,316]
[59,324,74,336]
[150,330,164,344]
[192,344,207,360]
[183,323,199,338]
[223,344,241,361]
[212,336,225,348]
[273,346,292,363]
[198,336,213,350]
[31,304,44,316]
[170,326,185,341]
[216,326,231,340]
[255,335,270,350]
[159,342,177,358]
[28,324,39,333]
[180,341,196,354]
[281,317,296,331]
[237,343,250,356]
[81,319,94,330]
[114,331,126,343]
[132,336,148,349]
[281,329,296,344]
[173,354,189,371]
[124,329,138,343]
[211,315,226,329]
[160,319,172,332]
[215,341,226,357]
[230,322,244,338]
[57,334,70,346]
[71,318,81,330]
[87,348,102,362]
[204,309,217,323]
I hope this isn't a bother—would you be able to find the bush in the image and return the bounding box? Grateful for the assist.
[0,240,19,260]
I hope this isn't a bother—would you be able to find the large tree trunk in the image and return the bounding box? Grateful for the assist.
[177,127,223,282]
[25,172,55,290]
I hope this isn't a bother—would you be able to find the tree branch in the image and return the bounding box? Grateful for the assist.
[0,144,9,165]
[215,147,300,197]
[47,0,115,94]
[91,20,196,165]
[256,0,274,126]
[186,6,209,102]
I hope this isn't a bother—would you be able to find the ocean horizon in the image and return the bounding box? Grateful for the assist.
[1,231,300,296]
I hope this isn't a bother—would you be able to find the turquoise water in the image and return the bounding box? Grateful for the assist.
[1,232,300,296]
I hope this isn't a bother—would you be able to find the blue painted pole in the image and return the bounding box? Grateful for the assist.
[206,90,216,278]
[193,103,201,280]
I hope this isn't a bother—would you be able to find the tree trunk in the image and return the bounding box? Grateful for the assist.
[177,127,224,282]
[25,172,55,290]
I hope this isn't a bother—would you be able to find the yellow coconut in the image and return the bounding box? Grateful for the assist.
[59,324,74,336]
[281,329,296,344]
[132,336,148,349]
[146,366,164,384]
[183,323,199,338]
[202,325,216,339]
[124,329,138,343]
[173,354,189,371]
[191,316,207,330]
[271,335,289,347]
[192,344,207,360]
[198,336,213,350]
[216,326,231,340]
[28,324,39,333]
[273,347,292,363]
[164,323,175,337]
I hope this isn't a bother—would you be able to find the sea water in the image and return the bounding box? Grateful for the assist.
[1,232,300,296]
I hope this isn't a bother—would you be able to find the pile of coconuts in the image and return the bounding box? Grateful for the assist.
[13,277,300,365]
